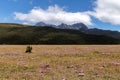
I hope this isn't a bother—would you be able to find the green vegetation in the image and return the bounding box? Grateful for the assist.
[0,23,119,44]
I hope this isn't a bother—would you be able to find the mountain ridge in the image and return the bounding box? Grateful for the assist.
[35,22,88,30]
[0,23,119,44]
[35,22,120,40]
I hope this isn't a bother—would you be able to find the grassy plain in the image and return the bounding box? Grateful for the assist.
[0,45,119,80]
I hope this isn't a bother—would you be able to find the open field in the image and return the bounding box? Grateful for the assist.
[0,45,120,80]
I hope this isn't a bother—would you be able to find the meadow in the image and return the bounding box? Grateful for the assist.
[0,45,120,80]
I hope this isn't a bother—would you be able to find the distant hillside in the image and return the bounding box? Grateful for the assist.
[0,23,119,44]
[83,28,120,40]
[0,23,28,27]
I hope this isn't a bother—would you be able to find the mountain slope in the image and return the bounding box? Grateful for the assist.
[0,23,28,28]
[83,28,120,39]
[0,23,119,44]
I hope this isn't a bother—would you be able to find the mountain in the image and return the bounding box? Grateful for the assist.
[35,22,88,30]
[71,23,88,30]
[57,23,69,29]
[36,22,47,26]
[82,28,120,40]
[35,22,120,40]
[36,22,56,27]
[57,23,88,30]
[0,23,119,44]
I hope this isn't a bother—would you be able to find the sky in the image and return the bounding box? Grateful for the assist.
[0,0,120,31]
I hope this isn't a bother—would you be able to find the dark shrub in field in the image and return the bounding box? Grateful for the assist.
[25,45,32,53]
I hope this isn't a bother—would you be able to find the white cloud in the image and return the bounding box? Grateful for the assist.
[91,0,120,25]
[23,22,30,25]
[14,5,92,25]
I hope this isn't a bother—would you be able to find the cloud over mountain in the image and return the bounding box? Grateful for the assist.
[14,5,92,25]
[14,0,120,26]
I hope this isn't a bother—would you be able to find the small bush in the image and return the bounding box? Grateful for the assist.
[25,45,32,53]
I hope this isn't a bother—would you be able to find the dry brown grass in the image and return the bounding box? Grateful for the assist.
[1,45,119,54]
[0,45,119,80]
